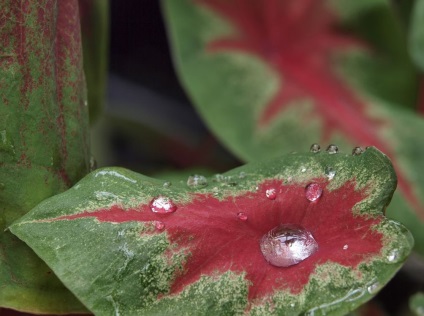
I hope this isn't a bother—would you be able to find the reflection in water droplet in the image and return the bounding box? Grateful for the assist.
[367,282,380,294]
[266,188,277,200]
[305,183,323,202]
[155,221,165,231]
[237,212,248,221]
[163,181,171,188]
[325,167,336,180]
[343,244,348,250]
[326,144,339,154]
[150,196,177,213]
[260,224,318,267]
[187,174,208,188]
[352,147,364,156]
[310,143,321,153]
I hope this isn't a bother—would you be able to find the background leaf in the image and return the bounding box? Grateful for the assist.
[410,0,424,72]
[79,0,109,125]
[162,0,424,255]
[0,0,89,313]
[11,148,413,315]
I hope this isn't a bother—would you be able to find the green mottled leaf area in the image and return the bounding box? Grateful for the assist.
[0,0,89,313]
[11,148,413,315]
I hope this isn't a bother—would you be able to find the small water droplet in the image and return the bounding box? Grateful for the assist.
[386,249,401,263]
[325,166,336,180]
[187,174,208,188]
[310,143,321,153]
[367,282,380,294]
[237,212,248,221]
[352,147,364,156]
[301,167,306,173]
[266,188,277,200]
[154,221,165,231]
[305,183,323,202]
[163,181,171,188]
[260,224,318,267]
[343,244,349,250]
[326,144,339,154]
[150,196,177,213]
[239,171,246,179]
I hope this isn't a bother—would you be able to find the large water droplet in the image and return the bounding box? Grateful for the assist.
[266,188,277,200]
[310,143,321,153]
[237,212,248,221]
[150,196,177,213]
[260,224,318,267]
[305,183,323,202]
[326,144,339,154]
[352,147,364,156]
[187,174,208,188]
[325,166,336,180]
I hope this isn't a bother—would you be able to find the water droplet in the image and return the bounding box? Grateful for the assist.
[352,147,364,156]
[150,196,177,213]
[367,282,380,294]
[305,183,323,202]
[239,171,246,179]
[266,188,277,200]
[326,144,339,154]
[237,212,248,221]
[310,143,321,153]
[163,181,171,188]
[260,224,318,267]
[301,167,306,173]
[325,166,336,180]
[343,244,349,250]
[386,249,401,263]
[154,221,165,231]
[187,174,208,188]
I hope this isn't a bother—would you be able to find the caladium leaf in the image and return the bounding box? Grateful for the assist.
[10,147,413,315]
[162,0,424,254]
[0,0,89,313]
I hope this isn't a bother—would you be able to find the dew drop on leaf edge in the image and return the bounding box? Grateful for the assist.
[352,147,364,156]
[187,174,208,188]
[326,144,339,154]
[150,196,177,214]
[260,224,318,268]
[305,183,323,202]
[310,143,321,153]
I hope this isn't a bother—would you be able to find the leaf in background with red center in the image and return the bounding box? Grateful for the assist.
[0,0,89,313]
[162,0,424,255]
[10,148,413,315]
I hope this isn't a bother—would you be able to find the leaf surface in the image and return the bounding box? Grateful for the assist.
[162,0,424,254]
[0,0,89,313]
[11,148,413,315]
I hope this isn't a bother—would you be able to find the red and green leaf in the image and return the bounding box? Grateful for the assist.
[162,0,424,254]
[10,148,413,315]
[0,0,89,313]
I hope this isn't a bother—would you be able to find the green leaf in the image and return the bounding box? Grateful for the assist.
[10,148,413,315]
[79,0,109,124]
[0,0,89,313]
[410,292,424,316]
[162,0,424,255]
[410,0,424,71]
